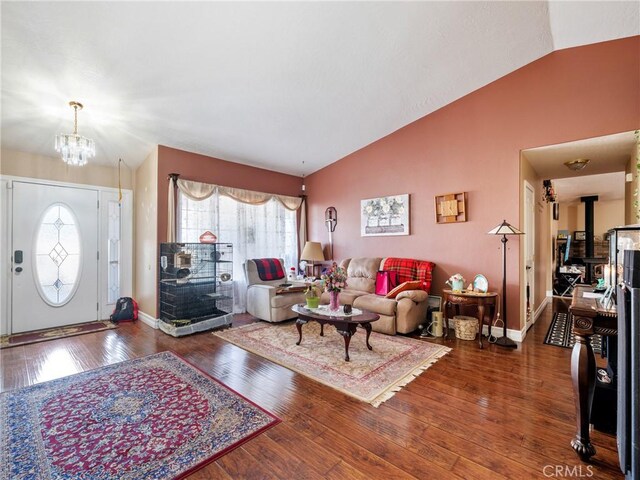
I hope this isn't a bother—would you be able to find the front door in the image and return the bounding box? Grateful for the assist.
[11,181,99,333]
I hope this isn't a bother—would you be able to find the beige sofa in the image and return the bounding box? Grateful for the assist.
[320,257,435,335]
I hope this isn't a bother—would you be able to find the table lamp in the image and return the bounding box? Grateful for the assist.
[300,241,325,278]
[488,220,523,348]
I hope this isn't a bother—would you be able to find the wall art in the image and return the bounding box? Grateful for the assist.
[361,194,409,236]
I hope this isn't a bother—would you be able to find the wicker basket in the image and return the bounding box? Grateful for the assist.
[453,315,478,341]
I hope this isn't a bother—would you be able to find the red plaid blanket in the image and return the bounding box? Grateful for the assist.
[252,258,285,281]
[382,257,435,293]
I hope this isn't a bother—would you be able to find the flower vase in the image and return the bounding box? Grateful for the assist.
[329,291,340,311]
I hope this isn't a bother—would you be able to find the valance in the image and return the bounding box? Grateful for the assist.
[176,179,302,211]
[167,176,304,242]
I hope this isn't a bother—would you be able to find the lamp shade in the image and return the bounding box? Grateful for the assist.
[488,220,524,236]
[300,241,325,262]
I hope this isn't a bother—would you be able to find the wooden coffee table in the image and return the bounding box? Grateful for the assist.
[291,304,380,361]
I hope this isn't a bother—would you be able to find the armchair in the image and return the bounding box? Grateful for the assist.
[244,258,306,322]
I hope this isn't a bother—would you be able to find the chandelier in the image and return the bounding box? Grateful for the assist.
[564,158,590,171]
[55,101,95,166]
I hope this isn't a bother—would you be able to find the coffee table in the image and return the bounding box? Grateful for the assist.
[291,304,380,361]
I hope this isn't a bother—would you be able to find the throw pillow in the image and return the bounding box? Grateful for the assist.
[385,280,423,299]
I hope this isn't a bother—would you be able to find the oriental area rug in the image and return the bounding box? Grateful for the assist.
[0,320,117,349]
[0,351,280,480]
[214,321,450,407]
[544,311,602,354]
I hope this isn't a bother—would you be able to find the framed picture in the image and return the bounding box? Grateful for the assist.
[574,231,586,241]
[427,295,442,311]
[361,194,410,236]
[553,202,559,221]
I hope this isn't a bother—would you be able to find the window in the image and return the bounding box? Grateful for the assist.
[107,201,121,304]
[34,203,81,306]
[178,191,298,311]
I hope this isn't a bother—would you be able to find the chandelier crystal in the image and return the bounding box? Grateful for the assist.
[55,101,95,166]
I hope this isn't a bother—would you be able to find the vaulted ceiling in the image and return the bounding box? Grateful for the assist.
[1,2,638,175]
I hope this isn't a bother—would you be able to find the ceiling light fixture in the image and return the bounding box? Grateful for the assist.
[564,158,590,171]
[55,101,95,166]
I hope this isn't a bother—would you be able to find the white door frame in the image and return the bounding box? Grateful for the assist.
[1,176,133,335]
[523,180,536,330]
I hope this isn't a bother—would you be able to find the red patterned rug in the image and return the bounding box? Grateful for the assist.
[0,351,280,479]
[0,320,117,349]
[215,321,450,407]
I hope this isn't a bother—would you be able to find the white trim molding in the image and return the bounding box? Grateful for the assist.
[480,324,526,343]
[138,310,159,329]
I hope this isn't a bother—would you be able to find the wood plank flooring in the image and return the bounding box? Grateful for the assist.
[1,299,623,479]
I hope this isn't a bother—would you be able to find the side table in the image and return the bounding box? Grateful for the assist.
[442,289,498,349]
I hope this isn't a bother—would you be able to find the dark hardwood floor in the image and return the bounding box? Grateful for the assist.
[1,300,623,479]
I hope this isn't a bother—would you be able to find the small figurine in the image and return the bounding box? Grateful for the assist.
[446,274,465,292]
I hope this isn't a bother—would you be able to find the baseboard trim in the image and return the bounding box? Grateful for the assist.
[479,324,525,343]
[138,311,159,329]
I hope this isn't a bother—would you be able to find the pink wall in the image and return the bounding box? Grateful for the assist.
[306,37,640,329]
[157,145,303,243]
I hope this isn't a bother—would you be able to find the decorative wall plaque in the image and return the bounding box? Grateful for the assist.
[435,192,467,223]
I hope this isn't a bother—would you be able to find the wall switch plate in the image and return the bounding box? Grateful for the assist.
[627,173,634,182]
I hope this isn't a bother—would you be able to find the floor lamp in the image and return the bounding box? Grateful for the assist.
[488,220,523,348]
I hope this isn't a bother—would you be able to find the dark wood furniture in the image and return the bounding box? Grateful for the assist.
[442,290,498,349]
[275,285,307,295]
[569,284,617,461]
[291,304,380,361]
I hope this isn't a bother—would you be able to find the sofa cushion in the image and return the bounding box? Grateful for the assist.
[381,257,435,293]
[385,280,423,299]
[353,294,397,317]
[344,257,381,293]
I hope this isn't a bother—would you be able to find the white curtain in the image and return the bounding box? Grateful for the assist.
[177,190,298,312]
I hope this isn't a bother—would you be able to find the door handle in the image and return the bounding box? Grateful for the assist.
[14,250,23,264]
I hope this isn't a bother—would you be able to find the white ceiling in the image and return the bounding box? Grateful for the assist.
[553,172,626,204]
[1,2,638,175]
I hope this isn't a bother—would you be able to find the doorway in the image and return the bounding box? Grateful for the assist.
[520,130,634,331]
[2,178,133,335]
[524,180,535,330]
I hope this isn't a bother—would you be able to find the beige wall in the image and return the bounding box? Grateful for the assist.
[1,149,133,189]
[558,199,625,236]
[133,147,158,317]
[626,138,639,225]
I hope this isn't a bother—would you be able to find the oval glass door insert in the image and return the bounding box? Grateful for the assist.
[34,203,82,306]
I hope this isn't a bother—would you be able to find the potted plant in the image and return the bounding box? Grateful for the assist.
[305,284,321,309]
